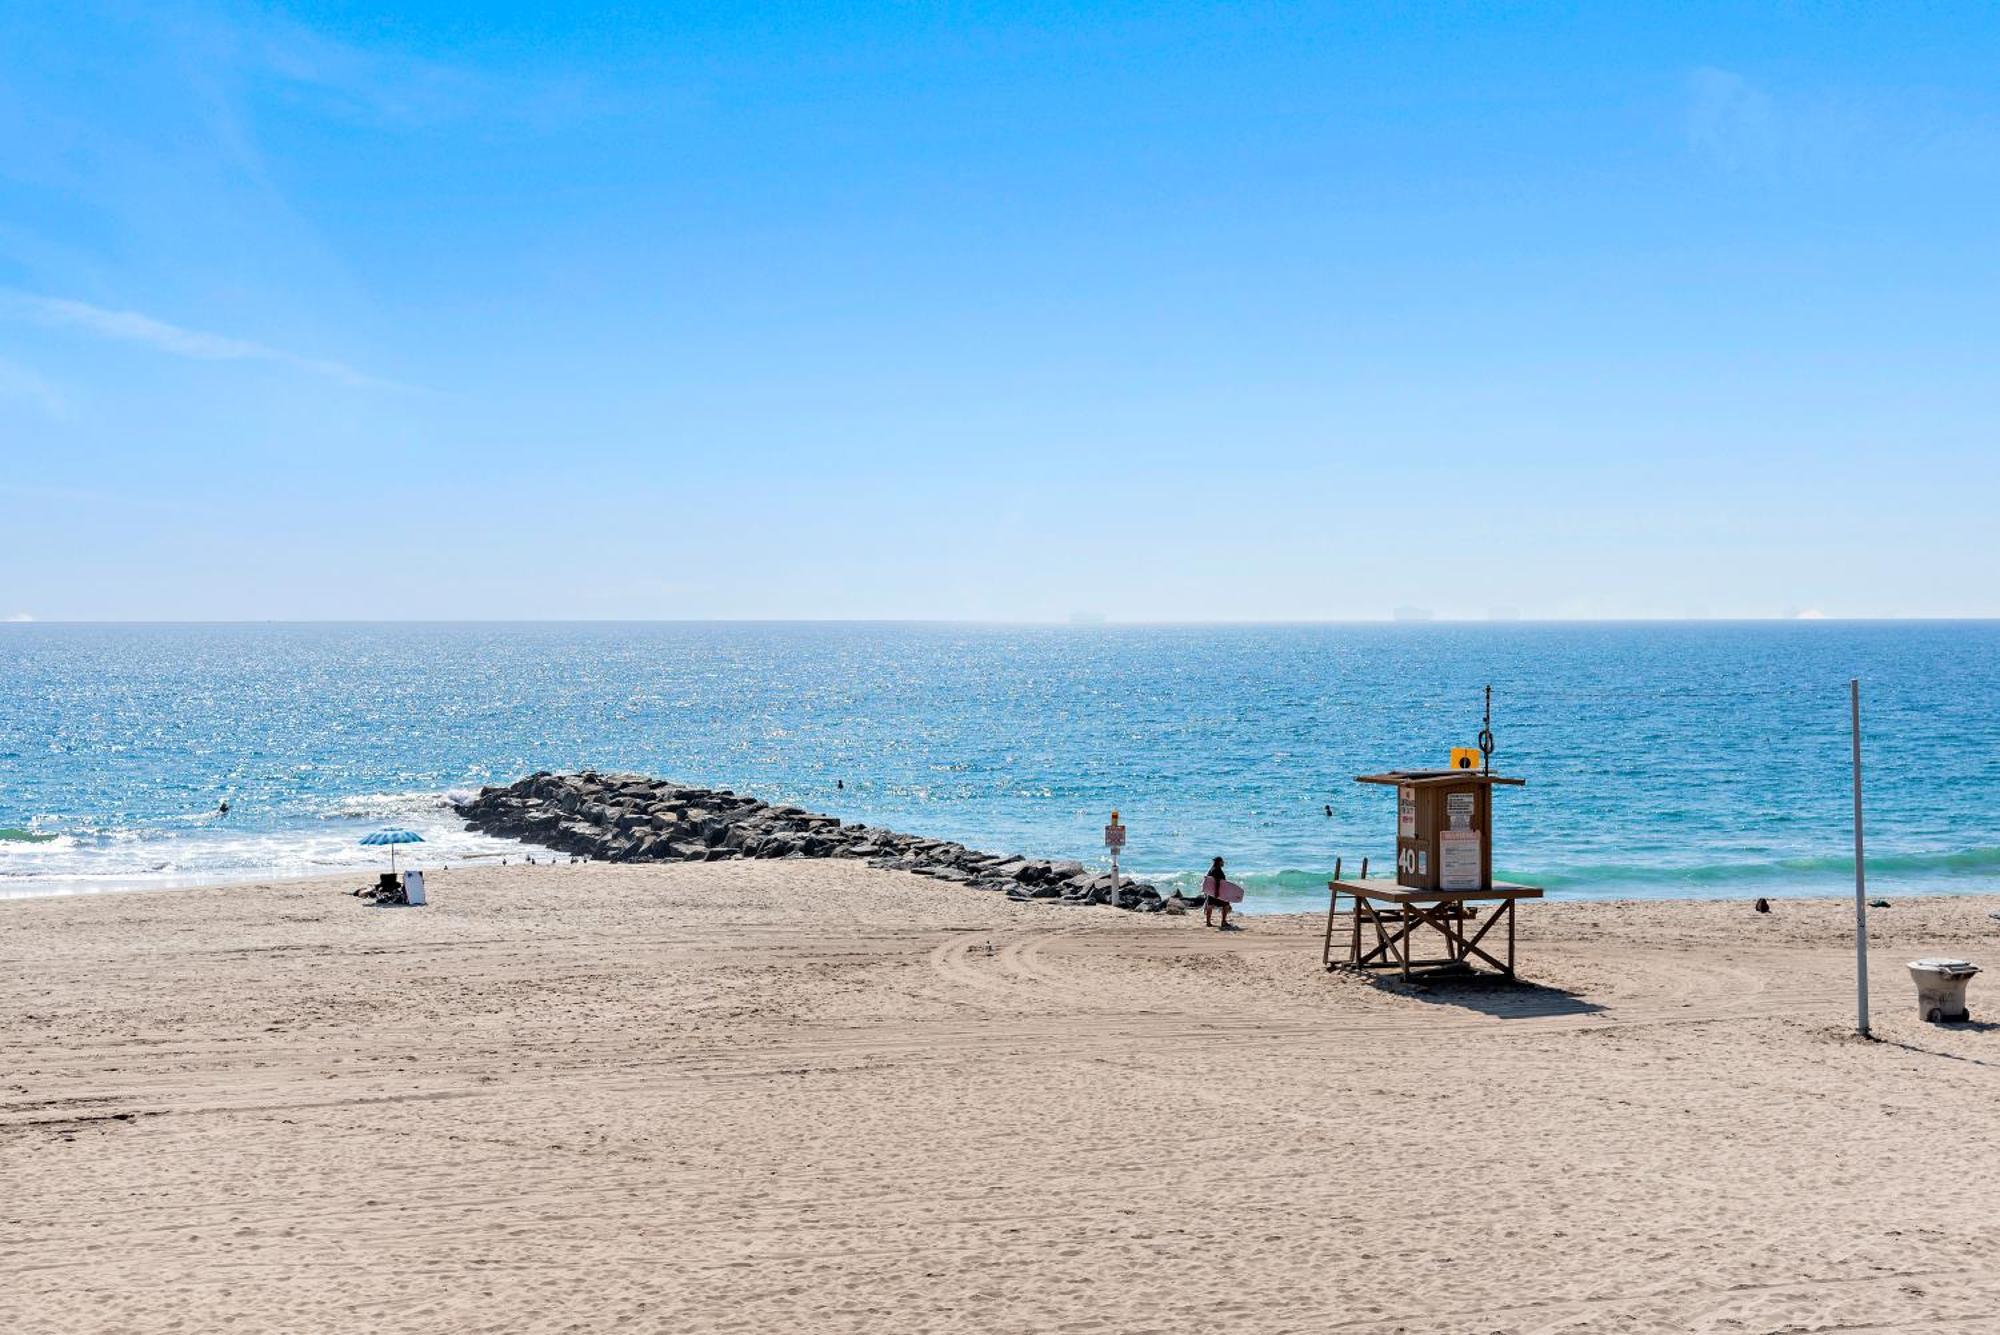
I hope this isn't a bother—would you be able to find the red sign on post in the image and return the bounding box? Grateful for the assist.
[1103,824,1126,850]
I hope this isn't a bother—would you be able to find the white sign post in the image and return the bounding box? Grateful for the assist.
[1104,812,1126,906]
[1851,679,1870,1038]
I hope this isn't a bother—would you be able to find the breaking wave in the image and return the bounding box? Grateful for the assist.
[0,791,529,900]
[1140,846,2000,910]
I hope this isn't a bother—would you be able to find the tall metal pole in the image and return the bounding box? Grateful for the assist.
[1851,678,1869,1037]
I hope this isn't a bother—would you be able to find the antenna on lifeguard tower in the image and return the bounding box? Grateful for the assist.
[1478,685,1495,776]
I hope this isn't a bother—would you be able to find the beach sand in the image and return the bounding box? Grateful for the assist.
[5,863,2000,1333]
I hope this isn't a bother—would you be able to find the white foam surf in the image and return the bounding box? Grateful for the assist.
[0,791,535,899]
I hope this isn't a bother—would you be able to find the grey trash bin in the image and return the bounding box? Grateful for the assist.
[1906,958,1979,1023]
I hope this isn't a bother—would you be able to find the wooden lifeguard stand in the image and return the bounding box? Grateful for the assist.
[1323,732,1543,978]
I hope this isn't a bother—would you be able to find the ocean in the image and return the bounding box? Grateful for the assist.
[4,622,1997,910]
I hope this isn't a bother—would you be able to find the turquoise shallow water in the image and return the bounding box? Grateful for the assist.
[3,622,1997,909]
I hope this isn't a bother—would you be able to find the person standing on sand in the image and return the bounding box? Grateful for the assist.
[1201,856,1233,929]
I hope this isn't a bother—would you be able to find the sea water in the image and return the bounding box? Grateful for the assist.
[4,622,1997,910]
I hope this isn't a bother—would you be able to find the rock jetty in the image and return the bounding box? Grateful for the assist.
[454,771,1182,912]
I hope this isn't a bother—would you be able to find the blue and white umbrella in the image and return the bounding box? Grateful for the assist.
[359,828,424,874]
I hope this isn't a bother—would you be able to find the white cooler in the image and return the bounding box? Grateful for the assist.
[1906,958,1978,1023]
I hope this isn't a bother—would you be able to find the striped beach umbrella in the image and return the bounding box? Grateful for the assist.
[359,828,424,874]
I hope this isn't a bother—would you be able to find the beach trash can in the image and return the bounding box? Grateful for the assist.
[1906,958,1979,1023]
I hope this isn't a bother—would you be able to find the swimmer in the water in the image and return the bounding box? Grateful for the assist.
[218,799,230,817]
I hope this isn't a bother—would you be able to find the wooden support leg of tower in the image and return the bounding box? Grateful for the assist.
[1444,902,1513,975]
[1507,898,1516,977]
[1321,887,1340,971]
[1329,882,1540,980]
[1432,902,1463,966]
[1400,903,1412,981]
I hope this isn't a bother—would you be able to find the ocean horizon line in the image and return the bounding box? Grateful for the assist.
[8,616,2000,628]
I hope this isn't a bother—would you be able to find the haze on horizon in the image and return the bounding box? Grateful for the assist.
[4,3,1997,623]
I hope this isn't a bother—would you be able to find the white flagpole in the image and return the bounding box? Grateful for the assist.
[1851,679,1869,1038]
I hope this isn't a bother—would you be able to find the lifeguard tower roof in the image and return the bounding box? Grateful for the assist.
[1355,771,1526,788]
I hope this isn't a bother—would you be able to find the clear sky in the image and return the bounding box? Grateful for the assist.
[3,2,1997,621]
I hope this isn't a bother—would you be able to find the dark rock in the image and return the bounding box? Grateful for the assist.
[456,771,1187,917]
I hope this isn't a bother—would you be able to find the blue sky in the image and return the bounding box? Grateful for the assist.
[3,1,1997,620]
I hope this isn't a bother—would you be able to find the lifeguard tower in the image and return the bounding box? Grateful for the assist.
[1323,694,1543,978]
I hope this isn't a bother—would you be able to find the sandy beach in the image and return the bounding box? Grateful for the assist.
[6,864,2000,1334]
